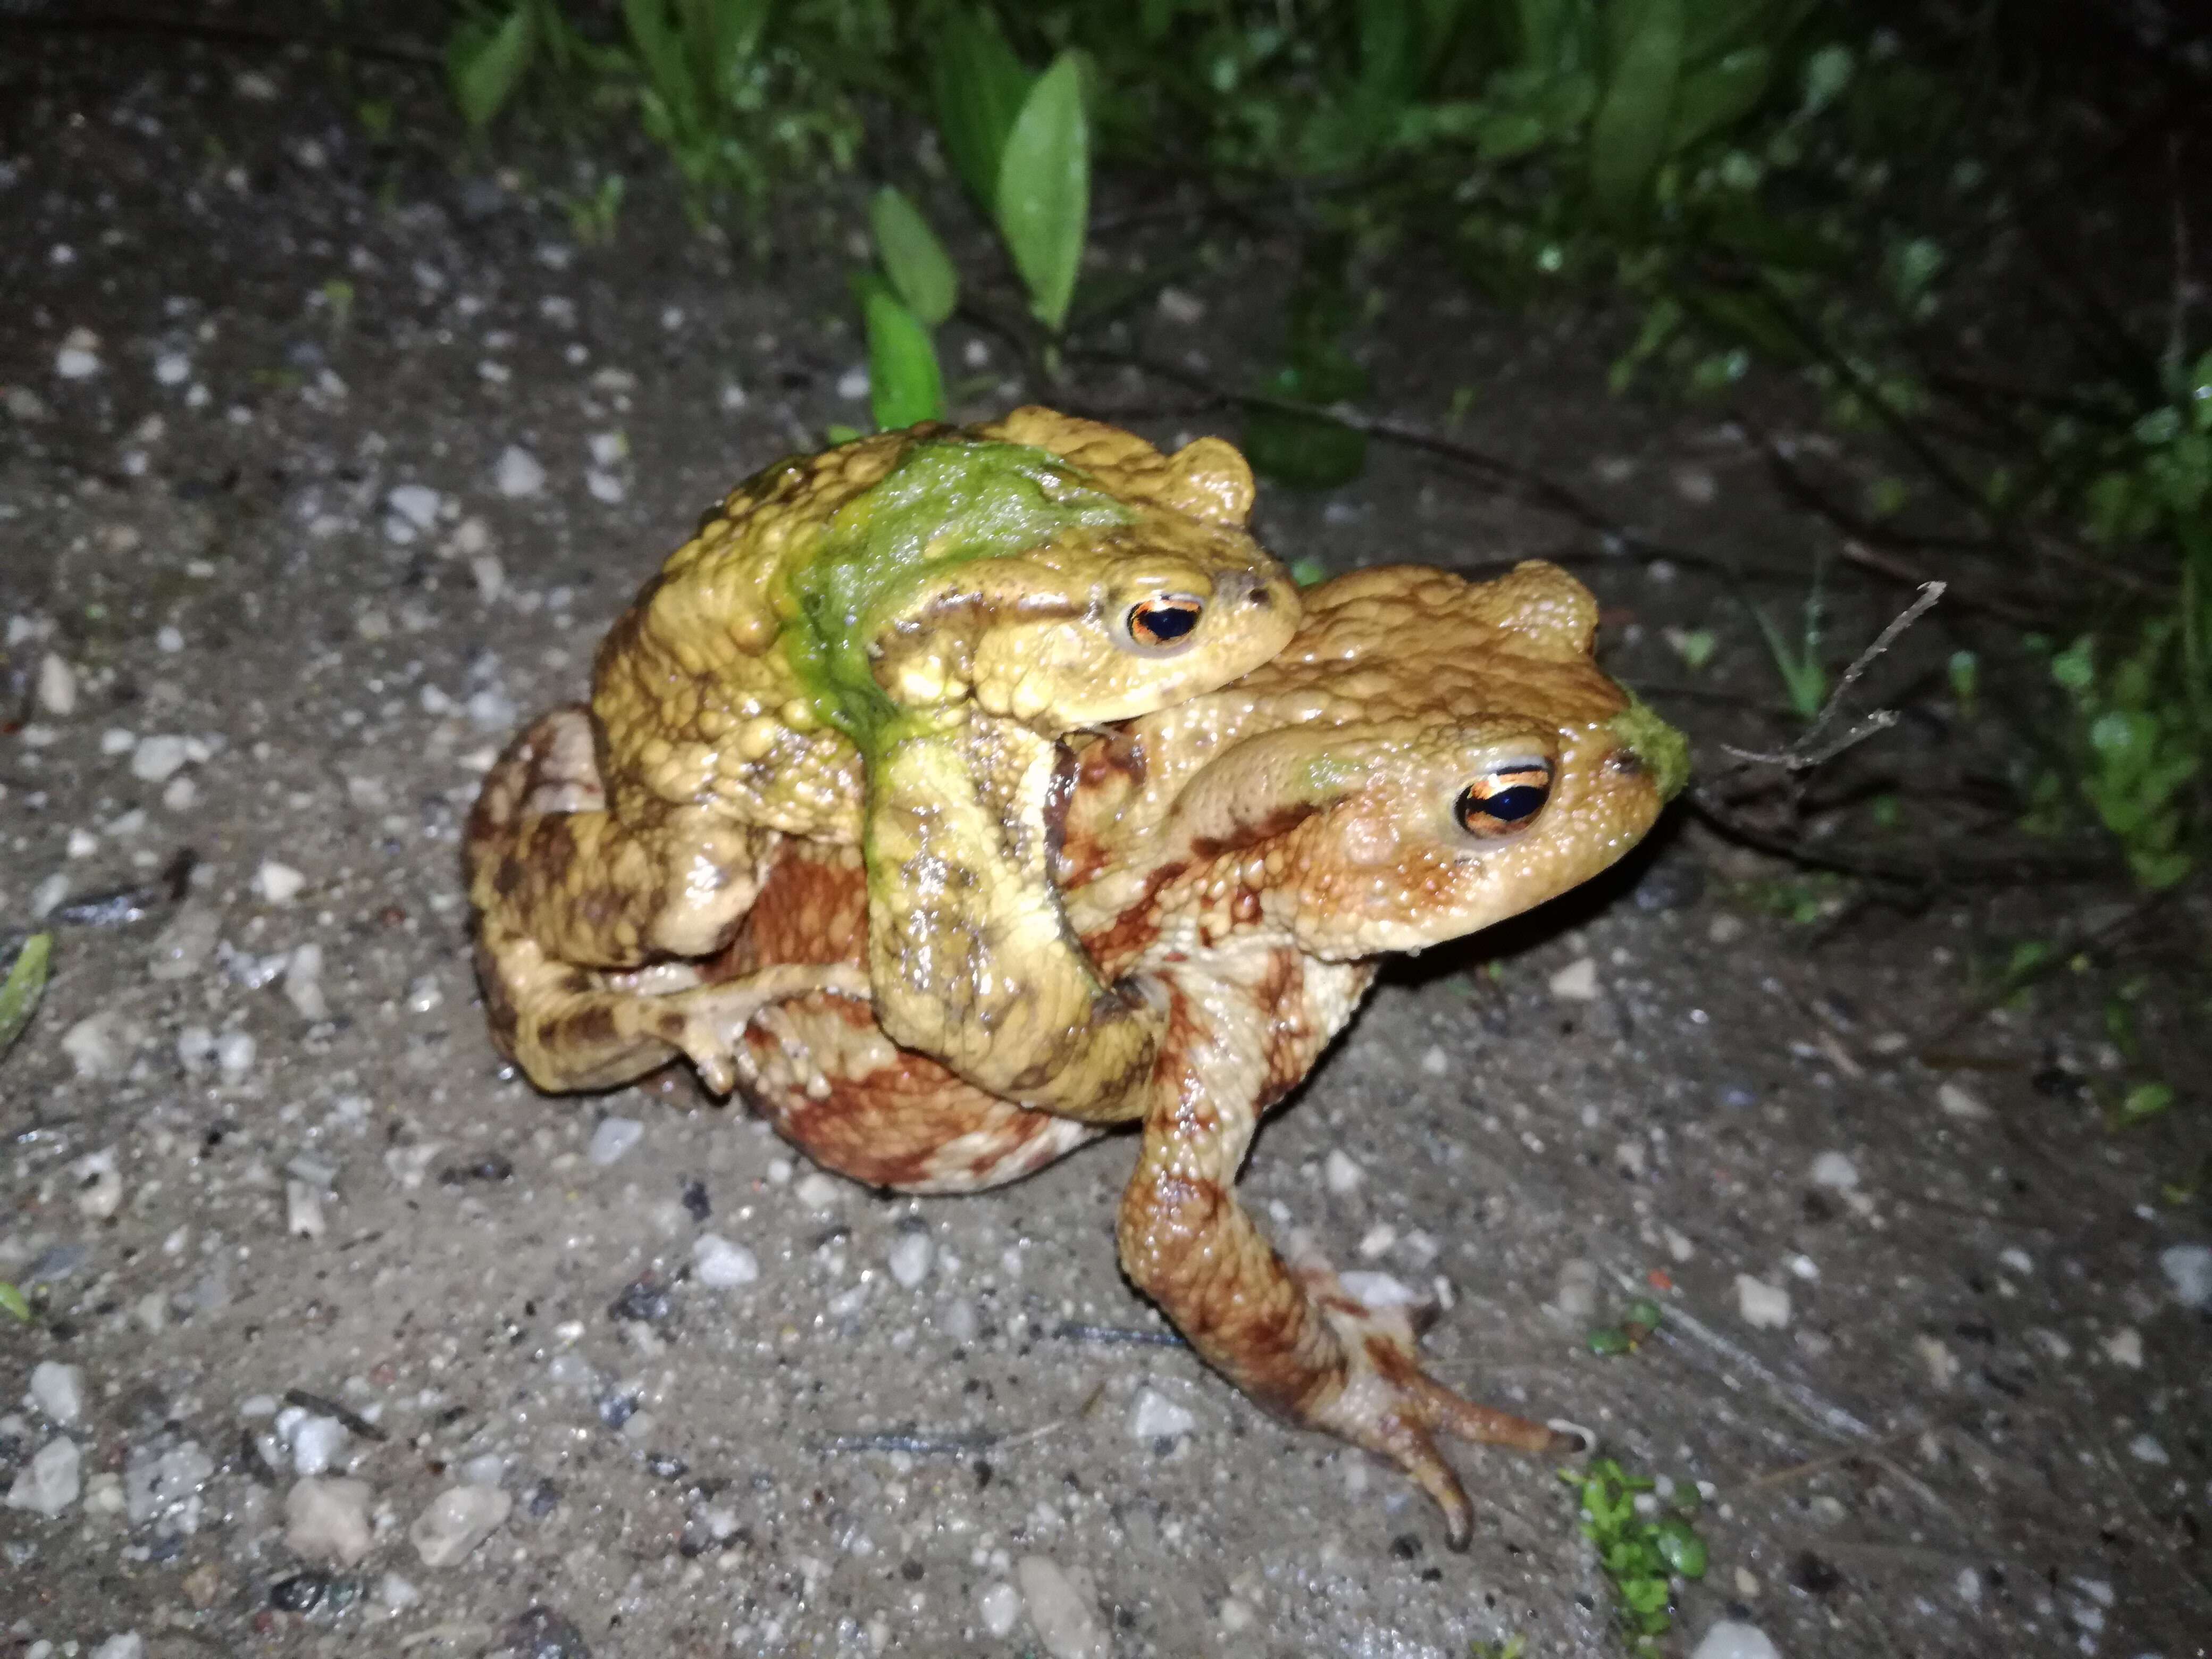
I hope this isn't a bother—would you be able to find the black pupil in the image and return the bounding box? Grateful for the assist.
[1134,602,1199,643]
[1466,783,1547,824]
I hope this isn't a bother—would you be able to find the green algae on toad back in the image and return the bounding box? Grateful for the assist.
[465,407,1300,1102]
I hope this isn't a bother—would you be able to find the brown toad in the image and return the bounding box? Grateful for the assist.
[467,408,1299,1105]
[505,561,1685,1544]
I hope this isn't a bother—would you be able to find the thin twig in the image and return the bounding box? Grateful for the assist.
[1720,583,1946,770]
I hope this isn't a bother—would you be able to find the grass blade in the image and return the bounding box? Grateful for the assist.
[0,932,52,1061]
[869,187,960,329]
[853,274,946,431]
[1589,0,1684,228]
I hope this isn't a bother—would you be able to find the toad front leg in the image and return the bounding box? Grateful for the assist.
[862,716,1159,1121]
[1115,959,1572,1548]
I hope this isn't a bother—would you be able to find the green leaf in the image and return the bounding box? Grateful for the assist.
[0,932,51,1060]
[1589,0,1685,229]
[0,1282,28,1323]
[448,3,536,132]
[931,9,1033,213]
[868,188,959,329]
[2116,1081,2175,1124]
[1653,1517,1707,1577]
[995,52,1090,332]
[852,273,946,432]
[1665,44,1770,154]
[677,0,769,97]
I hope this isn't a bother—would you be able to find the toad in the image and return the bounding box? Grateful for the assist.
[510,562,1686,1544]
[467,408,1300,1103]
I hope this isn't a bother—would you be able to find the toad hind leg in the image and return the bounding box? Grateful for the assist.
[862,718,1158,1121]
[475,926,870,1095]
[466,706,770,969]
[1115,976,1571,1549]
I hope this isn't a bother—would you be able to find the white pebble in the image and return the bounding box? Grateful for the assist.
[1548,956,1601,1001]
[588,431,626,467]
[288,1413,346,1473]
[155,351,191,386]
[1554,1258,1600,1320]
[283,943,329,1020]
[408,1483,513,1566]
[1691,1621,1781,1659]
[142,904,220,986]
[162,775,198,811]
[585,468,626,504]
[979,1582,1021,1637]
[1323,1149,1364,1194]
[1937,1082,1989,1120]
[2101,1327,2143,1368]
[1809,1152,1858,1190]
[286,1179,327,1241]
[62,1016,135,1081]
[1735,1274,1792,1329]
[1337,1269,1420,1310]
[692,1234,759,1289]
[130,734,191,782]
[73,1148,123,1218]
[378,1572,420,1610]
[215,1030,257,1077]
[5,1436,82,1516]
[1129,1388,1194,1442]
[471,552,506,603]
[387,484,442,530]
[28,1362,84,1426]
[256,859,306,903]
[1017,1555,1109,1659]
[587,1117,643,1166]
[2158,1243,2212,1310]
[794,1171,842,1210]
[836,365,870,401]
[36,653,76,715]
[55,328,102,379]
[285,1476,375,1566]
[1420,1044,1449,1077]
[887,1230,934,1288]
[495,445,546,498]
[1356,1223,1397,1260]
[2129,1432,2169,1465]
[101,726,136,754]
[90,1638,143,1659]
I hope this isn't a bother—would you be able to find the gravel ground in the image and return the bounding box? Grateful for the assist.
[4,24,2209,1659]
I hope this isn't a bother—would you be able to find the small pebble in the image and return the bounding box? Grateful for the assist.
[1323,1149,1364,1194]
[495,445,547,498]
[1937,1082,1990,1120]
[256,859,306,903]
[283,943,329,1020]
[90,1638,143,1659]
[1129,1388,1194,1442]
[2129,1433,2168,1465]
[979,1582,1021,1638]
[2158,1243,2212,1310]
[1548,957,1600,1001]
[147,903,221,982]
[1419,1044,1449,1077]
[2100,1327,2143,1368]
[387,484,442,530]
[1017,1555,1108,1659]
[286,1180,327,1240]
[284,1476,374,1566]
[36,652,76,715]
[1554,1259,1599,1321]
[794,1171,842,1210]
[1735,1274,1792,1329]
[588,1117,643,1166]
[692,1234,759,1289]
[56,327,102,379]
[216,1030,257,1077]
[5,1436,82,1516]
[130,734,190,782]
[408,1484,513,1566]
[1809,1152,1858,1190]
[887,1230,934,1288]
[1691,1621,1780,1659]
[28,1361,84,1426]
[379,1572,421,1610]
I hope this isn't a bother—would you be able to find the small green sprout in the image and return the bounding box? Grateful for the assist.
[1562,1458,1709,1645]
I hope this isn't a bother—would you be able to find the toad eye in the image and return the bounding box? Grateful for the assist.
[1118,593,1206,655]
[1454,763,1553,837]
